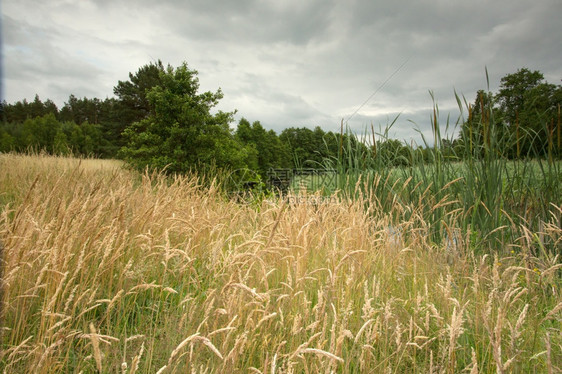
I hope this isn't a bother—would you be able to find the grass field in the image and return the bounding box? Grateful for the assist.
[0,153,561,373]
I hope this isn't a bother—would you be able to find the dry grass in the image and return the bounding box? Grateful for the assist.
[0,153,560,373]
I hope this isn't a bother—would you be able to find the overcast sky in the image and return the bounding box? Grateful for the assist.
[3,0,562,144]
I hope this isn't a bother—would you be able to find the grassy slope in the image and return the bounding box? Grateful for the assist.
[0,153,560,373]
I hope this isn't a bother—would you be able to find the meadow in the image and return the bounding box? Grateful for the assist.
[0,152,560,373]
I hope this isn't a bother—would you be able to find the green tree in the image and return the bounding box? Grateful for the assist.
[495,68,562,157]
[59,95,99,124]
[496,68,544,125]
[1,96,58,123]
[29,95,57,118]
[106,61,168,156]
[53,129,70,155]
[65,122,85,154]
[235,118,291,175]
[80,122,103,155]
[516,83,561,157]
[114,60,165,125]
[459,90,507,158]
[95,98,125,157]
[58,96,118,157]
[20,114,61,152]
[457,68,562,159]
[279,127,323,167]
[120,62,246,173]
[279,126,368,168]
[234,118,259,171]
[0,127,16,152]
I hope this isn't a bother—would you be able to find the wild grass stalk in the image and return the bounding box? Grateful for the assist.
[0,153,560,372]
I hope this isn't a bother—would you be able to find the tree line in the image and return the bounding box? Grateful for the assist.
[455,68,562,159]
[0,61,366,175]
[1,62,561,176]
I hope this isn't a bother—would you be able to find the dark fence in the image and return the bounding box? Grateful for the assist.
[266,168,338,193]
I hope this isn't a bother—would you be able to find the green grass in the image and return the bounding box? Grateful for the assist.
[290,156,560,254]
[287,93,562,255]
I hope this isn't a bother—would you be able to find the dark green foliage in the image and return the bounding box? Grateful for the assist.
[58,96,122,157]
[496,68,545,124]
[111,61,167,151]
[458,90,508,158]
[0,113,104,156]
[278,126,366,168]
[1,95,58,123]
[459,68,562,159]
[119,62,248,173]
[113,60,165,125]
[1,95,124,157]
[0,61,167,159]
[279,126,326,167]
[235,118,291,175]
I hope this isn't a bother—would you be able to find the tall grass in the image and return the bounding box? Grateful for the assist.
[323,92,561,255]
[1,153,560,372]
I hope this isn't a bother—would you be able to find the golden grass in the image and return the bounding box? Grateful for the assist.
[0,153,560,373]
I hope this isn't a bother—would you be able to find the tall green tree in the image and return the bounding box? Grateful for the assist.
[57,96,116,156]
[0,127,16,152]
[496,68,544,126]
[458,68,562,159]
[279,127,324,167]
[517,83,561,157]
[59,95,100,124]
[20,113,61,152]
[1,95,58,123]
[120,62,247,173]
[459,90,507,158]
[106,61,168,154]
[496,68,562,157]
[113,60,165,125]
[235,118,291,174]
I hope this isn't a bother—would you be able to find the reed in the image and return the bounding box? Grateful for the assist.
[319,90,561,255]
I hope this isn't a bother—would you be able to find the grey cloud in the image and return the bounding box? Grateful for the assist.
[3,0,561,145]
[225,72,333,133]
[153,0,339,46]
[4,15,105,103]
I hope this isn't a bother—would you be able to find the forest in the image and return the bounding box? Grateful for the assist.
[1,61,561,176]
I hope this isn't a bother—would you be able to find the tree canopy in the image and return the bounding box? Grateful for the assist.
[457,68,561,158]
[119,62,248,173]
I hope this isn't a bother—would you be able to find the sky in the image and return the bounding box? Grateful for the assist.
[3,0,562,144]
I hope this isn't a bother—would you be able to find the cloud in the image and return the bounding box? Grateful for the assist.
[151,0,339,46]
[3,15,106,103]
[3,0,561,145]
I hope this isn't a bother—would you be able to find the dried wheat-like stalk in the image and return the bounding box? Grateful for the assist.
[1,153,561,373]
[510,304,529,353]
[129,342,144,374]
[89,323,102,373]
[542,301,562,323]
[470,347,479,374]
[299,348,344,363]
[166,333,223,370]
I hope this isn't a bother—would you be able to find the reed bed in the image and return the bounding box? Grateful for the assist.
[0,153,560,373]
